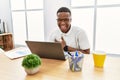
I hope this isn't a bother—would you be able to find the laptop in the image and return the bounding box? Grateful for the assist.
[25,41,67,60]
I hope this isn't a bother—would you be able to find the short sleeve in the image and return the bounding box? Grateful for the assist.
[49,31,56,42]
[48,29,62,42]
[77,30,90,50]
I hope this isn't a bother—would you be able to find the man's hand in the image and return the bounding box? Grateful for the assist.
[61,37,66,49]
[55,37,66,49]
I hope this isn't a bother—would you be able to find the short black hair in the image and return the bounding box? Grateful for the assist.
[57,7,71,15]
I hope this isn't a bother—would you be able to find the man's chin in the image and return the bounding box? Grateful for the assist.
[61,30,67,33]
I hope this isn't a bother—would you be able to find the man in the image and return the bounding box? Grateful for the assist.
[49,7,90,54]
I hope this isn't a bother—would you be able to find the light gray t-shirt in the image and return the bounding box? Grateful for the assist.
[49,26,90,50]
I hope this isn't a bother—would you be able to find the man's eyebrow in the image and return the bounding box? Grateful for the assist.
[57,18,70,19]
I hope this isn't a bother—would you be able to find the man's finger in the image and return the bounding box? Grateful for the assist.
[61,36,64,41]
[55,39,58,42]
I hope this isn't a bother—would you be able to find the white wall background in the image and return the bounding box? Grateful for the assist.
[1,0,120,54]
[0,0,13,32]
[44,0,71,40]
[0,0,71,40]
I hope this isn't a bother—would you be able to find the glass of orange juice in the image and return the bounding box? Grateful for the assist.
[92,51,106,68]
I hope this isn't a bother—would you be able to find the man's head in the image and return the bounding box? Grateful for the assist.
[56,7,72,33]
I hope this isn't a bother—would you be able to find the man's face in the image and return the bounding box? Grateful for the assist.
[57,12,71,33]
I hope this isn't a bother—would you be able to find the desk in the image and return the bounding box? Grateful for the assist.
[0,53,120,80]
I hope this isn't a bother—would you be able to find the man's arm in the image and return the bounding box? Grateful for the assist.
[67,46,90,54]
[55,37,90,54]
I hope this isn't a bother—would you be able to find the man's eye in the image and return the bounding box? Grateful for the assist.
[64,19,69,21]
[58,19,63,21]
[57,19,70,22]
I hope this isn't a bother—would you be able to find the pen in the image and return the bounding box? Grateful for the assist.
[68,52,72,56]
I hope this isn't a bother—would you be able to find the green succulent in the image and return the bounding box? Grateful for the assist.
[22,54,41,69]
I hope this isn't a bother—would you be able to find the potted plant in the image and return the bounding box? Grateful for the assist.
[22,54,41,74]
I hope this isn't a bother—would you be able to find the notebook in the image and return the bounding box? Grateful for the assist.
[4,47,31,59]
[25,41,67,60]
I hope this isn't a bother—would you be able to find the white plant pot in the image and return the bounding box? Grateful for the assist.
[25,66,40,75]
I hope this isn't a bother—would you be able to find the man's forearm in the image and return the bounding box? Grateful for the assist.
[67,46,90,54]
